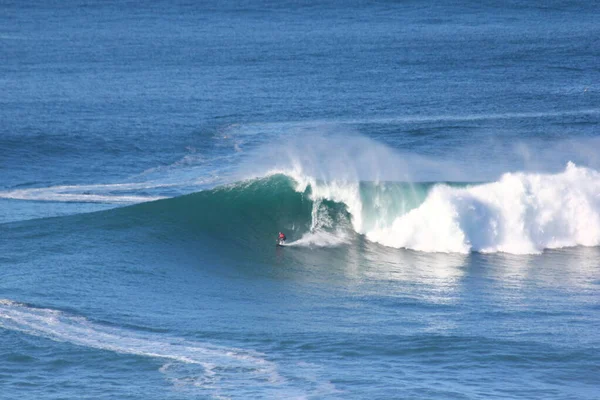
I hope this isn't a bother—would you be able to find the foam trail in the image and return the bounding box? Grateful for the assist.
[0,299,311,397]
[0,191,164,203]
[0,182,171,203]
[287,230,350,248]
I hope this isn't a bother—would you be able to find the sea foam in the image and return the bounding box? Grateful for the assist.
[282,162,600,254]
[0,299,287,396]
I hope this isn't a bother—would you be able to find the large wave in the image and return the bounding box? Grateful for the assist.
[112,161,600,255]
[8,128,598,255]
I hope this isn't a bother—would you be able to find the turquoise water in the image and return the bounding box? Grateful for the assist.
[1,1,600,399]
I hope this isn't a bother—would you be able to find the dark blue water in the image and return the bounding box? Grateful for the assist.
[1,1,599,399]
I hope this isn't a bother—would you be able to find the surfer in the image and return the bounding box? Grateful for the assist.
[278,232,286,244]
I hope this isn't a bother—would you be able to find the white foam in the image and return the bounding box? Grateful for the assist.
[288,198,352,247]
[267,162,600,254]
[366,162,600,254]
[0,182,170,204]
[238,123,600,251]
[288,230,351,248]
[0,300,291,396]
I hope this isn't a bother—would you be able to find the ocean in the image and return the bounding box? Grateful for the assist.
[1,1,599,399]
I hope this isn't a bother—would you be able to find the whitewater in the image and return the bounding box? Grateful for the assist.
[277,162,600,254]
[2,1,600,399]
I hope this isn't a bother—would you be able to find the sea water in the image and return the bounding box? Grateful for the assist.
[1,1,599,399]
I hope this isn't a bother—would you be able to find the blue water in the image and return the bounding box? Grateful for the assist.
[1,1,600,399]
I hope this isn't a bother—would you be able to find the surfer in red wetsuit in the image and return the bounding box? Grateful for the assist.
[278,232,286,243]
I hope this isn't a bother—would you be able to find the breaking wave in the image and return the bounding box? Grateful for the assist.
[109,161,600,255]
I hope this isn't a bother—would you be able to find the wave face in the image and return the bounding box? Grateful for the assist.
[121,174,349,250]
[115,162,600,255]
